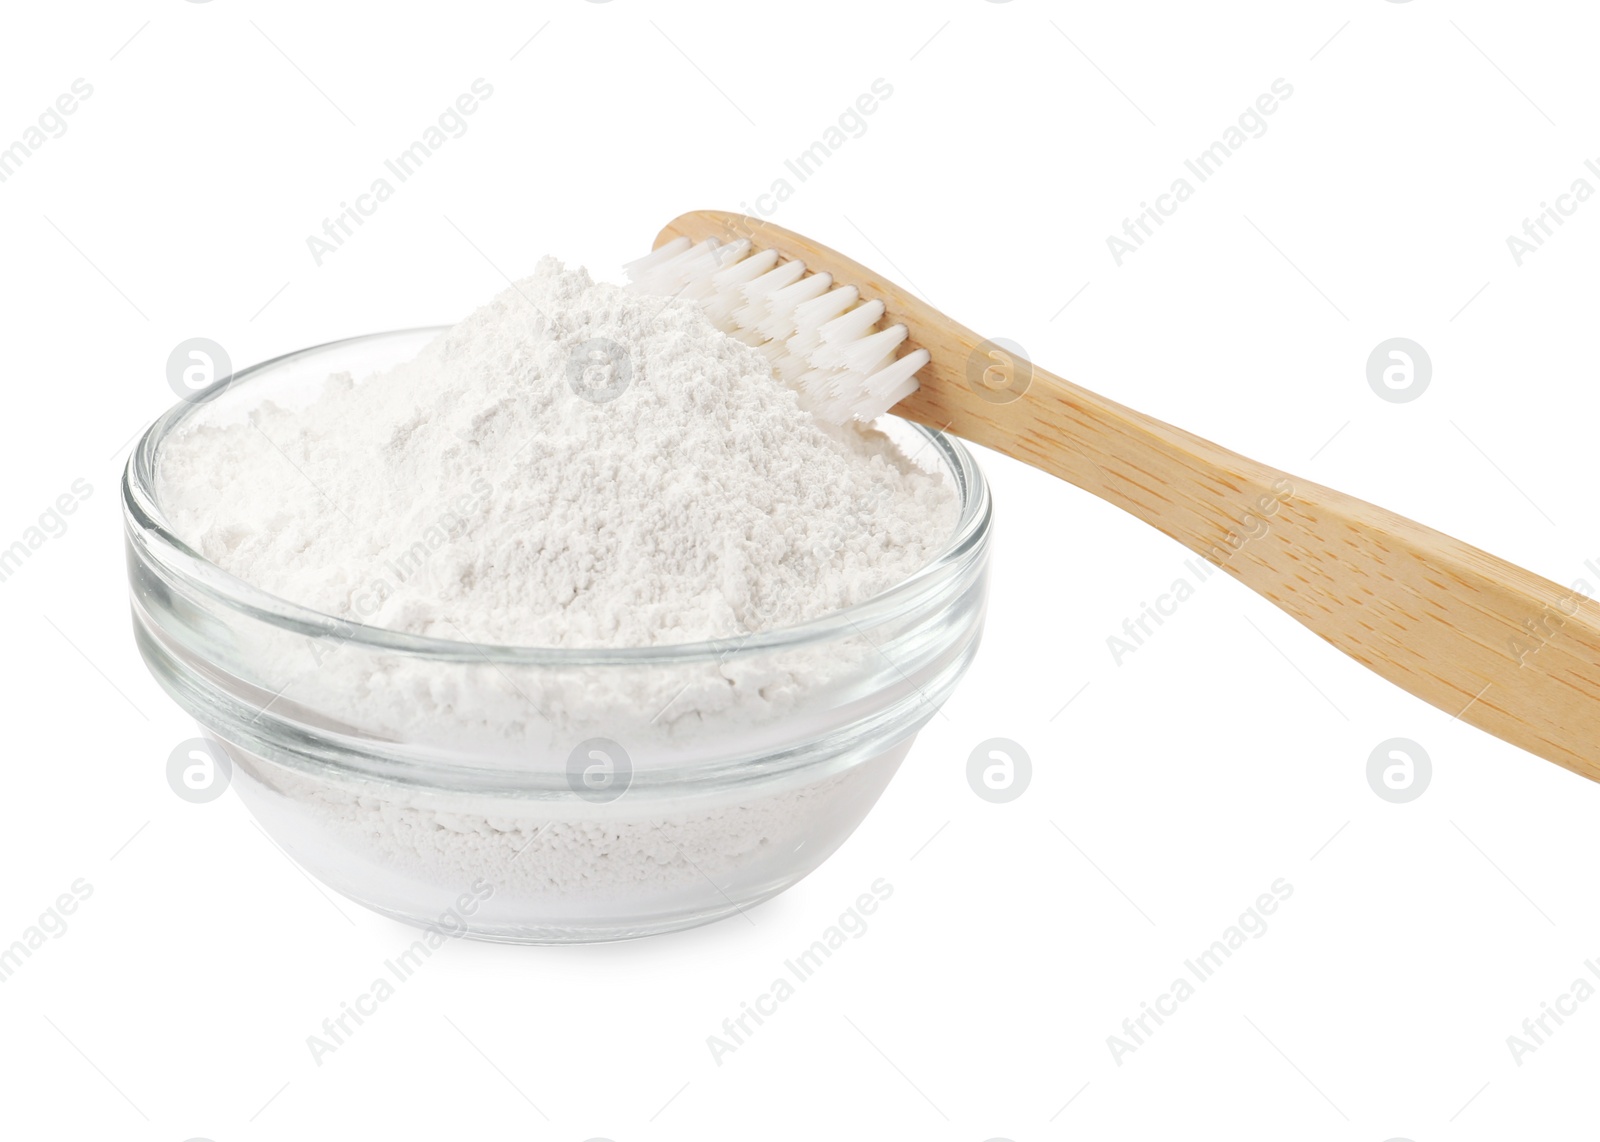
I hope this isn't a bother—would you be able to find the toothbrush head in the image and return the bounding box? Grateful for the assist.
[626,214,929,424]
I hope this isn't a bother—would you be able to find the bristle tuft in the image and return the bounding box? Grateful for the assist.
[626,237,924,422]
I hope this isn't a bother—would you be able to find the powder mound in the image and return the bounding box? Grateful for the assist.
[159,257,957,648]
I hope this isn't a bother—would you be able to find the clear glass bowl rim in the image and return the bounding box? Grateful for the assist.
[123,326,993,669]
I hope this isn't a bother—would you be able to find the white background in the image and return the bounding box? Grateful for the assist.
[2,1,1599,1138]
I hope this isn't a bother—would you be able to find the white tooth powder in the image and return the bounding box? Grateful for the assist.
[155,258,959,924]
[160,257,954,649]
[249,743,908,907]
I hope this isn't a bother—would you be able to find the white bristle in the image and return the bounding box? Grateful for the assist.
[752,273,831,341]
[770,346,810,377]
[627,237,719,296]
[656,238,735,298]
[791,285,859,327]
[623,236,691,281]
[709,246,775,291]
[679,240,750,301]
[703,248,779,327]
[741,258,807,302]
[624,239,924,422]
[730,260,808,330]
[808,301,887,369]
[786,287,860,362]
[833,326,907,374]
[858,349,928,412]
[818,298,884,338]
[854,348,902,382]
[729,326,770,348]
[648,236,719,281]
[797,366,847,400]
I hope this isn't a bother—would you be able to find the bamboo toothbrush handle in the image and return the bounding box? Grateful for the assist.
[936,361,1600,781]
[657,211,1600,783]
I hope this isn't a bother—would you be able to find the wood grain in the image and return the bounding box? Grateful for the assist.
[656,209,1600,783]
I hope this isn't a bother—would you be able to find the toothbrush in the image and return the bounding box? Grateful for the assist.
[629,209,1600,785]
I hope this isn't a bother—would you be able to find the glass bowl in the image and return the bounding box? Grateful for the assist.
[122,328,992,943]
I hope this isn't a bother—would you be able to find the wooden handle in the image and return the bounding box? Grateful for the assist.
[657,210,1600,783]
